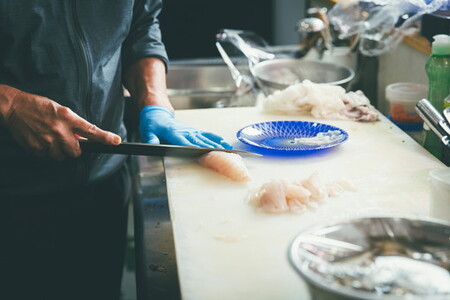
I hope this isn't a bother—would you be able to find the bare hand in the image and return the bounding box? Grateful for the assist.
[3,91,121,160]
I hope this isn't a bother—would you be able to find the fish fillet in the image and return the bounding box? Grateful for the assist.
[248,173,356,214]
[257,180,290,213]
[299,172,328,201]
[198,151,251,182]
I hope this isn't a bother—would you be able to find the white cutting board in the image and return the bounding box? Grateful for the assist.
[163,107,445,300]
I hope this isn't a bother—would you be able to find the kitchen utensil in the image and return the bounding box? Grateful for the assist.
[252,58,354,95]
[216,29,274,67]
[215,29,273,97]
[295,17,327,58]
[289,216,450,300]
[215,40,254,96]
[415,99,450,148]
[215,29,355,96]
[296,18,325,42]
[79,140,261,158]
[307,7,333,52]
[236,121,348,153]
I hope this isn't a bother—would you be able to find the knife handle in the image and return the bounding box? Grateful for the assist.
[79,140,117,153]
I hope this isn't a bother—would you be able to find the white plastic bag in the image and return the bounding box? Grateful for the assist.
[329,0,450,56]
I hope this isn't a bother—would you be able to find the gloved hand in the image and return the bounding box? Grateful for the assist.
[139,105,232,149]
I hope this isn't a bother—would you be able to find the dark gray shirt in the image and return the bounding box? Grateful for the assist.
[0,0,168,195]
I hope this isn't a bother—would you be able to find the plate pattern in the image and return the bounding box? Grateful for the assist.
[236,121,348,152]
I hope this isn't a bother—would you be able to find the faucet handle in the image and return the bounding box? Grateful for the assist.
[308,7,333,51]
[296,17,325,37]
[295,17,325,58]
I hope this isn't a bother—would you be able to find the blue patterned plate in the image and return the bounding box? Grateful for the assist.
[236,121,348,152]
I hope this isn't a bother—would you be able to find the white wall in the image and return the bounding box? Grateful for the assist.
[378,43,428,114]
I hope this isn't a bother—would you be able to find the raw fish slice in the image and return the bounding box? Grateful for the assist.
[285,183,311,212]
[248,180,311,214]
[247,174,356,214]
[198,151,251,182]
[335,179,357,192]
[341,91,378,122]
[299,173,328,201]
[325,182,346,197]
[256,180,289,213]
[326,179,358,197]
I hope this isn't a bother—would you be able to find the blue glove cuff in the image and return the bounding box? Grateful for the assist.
[140,105,175,119]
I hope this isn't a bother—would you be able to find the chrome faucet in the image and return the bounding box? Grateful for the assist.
[295,7,333,58]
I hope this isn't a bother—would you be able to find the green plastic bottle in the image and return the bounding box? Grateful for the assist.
[423,34,450,161]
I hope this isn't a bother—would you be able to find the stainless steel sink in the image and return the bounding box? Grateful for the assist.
[166,60,256,109]
[166,54,358,110]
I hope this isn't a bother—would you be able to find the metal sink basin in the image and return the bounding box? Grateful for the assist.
[166,60,256,109]
[166,54,357,109]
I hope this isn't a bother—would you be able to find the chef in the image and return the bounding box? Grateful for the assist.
[0,1,231,299]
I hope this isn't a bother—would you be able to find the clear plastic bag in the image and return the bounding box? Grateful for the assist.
[328,0,450,56]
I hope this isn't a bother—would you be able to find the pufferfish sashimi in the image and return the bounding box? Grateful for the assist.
[248,173,356,214]
[247,179,312,214]
[198,151,251,182]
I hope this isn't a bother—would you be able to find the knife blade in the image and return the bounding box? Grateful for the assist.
[79,140,261,158]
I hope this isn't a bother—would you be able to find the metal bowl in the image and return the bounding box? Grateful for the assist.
[289,216,450,300]
[253,58,355,95]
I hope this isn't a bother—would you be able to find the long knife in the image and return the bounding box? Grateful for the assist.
[79,140,261,158]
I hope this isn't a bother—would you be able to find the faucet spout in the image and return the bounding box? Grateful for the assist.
[296,6,335,59]
[295,17,327,58]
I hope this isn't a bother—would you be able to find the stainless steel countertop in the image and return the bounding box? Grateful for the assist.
[132,157,180,300]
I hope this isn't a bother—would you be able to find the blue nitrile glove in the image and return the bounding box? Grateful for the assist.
[139,105,233,149]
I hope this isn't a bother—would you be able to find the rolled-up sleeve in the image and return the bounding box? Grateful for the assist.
[122,0,169,72]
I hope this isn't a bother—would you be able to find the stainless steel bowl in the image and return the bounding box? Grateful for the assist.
[289,216,450,300]
[253,58,355,95]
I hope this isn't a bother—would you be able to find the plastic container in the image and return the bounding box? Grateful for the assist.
[385,82,427,144]
[385,82,428,123]
[423,34,450,160]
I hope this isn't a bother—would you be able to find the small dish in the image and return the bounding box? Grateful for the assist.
[236,121,348,152]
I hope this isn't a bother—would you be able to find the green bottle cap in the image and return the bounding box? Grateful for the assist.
[431,34,450,55]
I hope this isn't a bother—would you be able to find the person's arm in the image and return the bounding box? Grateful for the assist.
[0,84,121,160]
[123,57,173,113]
[121,1,231,149]
[123,58,232,149]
